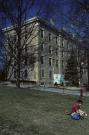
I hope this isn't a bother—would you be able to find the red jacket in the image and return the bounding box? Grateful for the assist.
[71,102,80,113]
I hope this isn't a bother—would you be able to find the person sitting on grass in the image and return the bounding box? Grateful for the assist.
[70,99,87,120]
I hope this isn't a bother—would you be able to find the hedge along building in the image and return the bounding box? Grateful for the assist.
[4,17,88,86]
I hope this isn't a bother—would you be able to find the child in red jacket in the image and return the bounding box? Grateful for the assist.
[71,100,87,120]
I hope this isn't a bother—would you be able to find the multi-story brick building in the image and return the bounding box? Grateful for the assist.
[4,17,88,86]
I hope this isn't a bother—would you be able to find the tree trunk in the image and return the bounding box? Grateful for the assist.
[16,32,21,88]
[16,56,20,88]
[88,57,89,90]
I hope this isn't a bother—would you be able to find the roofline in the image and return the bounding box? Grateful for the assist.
[3,16,59,34]
[3,16,89,50]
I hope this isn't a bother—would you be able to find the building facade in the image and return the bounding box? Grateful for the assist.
[4,17,88,86]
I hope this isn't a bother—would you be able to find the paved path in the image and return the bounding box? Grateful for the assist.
[29,86,89,96]
[1,82,89,96]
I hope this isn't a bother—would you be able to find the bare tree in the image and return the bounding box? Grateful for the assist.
[54,0,89,86]
[0,0,59,87]
[65,0,89,86]
[0,14,6,79]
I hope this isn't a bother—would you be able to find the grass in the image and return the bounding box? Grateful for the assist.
[0,85,88,135]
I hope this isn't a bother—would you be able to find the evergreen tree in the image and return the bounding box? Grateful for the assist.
[64,51,79,86]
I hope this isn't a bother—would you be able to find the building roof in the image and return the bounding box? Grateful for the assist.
[3,16,59,35]
[3,16,89,51]
[27,17,59,35]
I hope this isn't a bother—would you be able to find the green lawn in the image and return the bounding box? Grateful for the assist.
[0,85,88,135]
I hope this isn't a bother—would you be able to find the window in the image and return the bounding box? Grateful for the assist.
[56,36,58,44]
[41,44,44,51]
[61,42,63,48]
[25,57,27,65]
[14,70,16,78]
[53,59,55,64]
[24,70,27,78]
[41,69,44,77]
[61,51,63,57]
[61,39,64,48]
[49,70,52,78]
[62,60,63,68]
[40,29,44,38]
[13,35,16,42]
[67,44,69,50]
[56,48,58,55]
[25,30,28,39]
[25,44,27,53]
[56,60,58,68]
[49,46,52,54]
[49,58,52,66]
[9,35,16,43]
[14,61,16,66]
[41,56,44,64]
[49,33,51,41]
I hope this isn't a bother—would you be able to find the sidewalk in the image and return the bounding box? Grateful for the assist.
[29,86,89,96]
[2,82,89,96]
